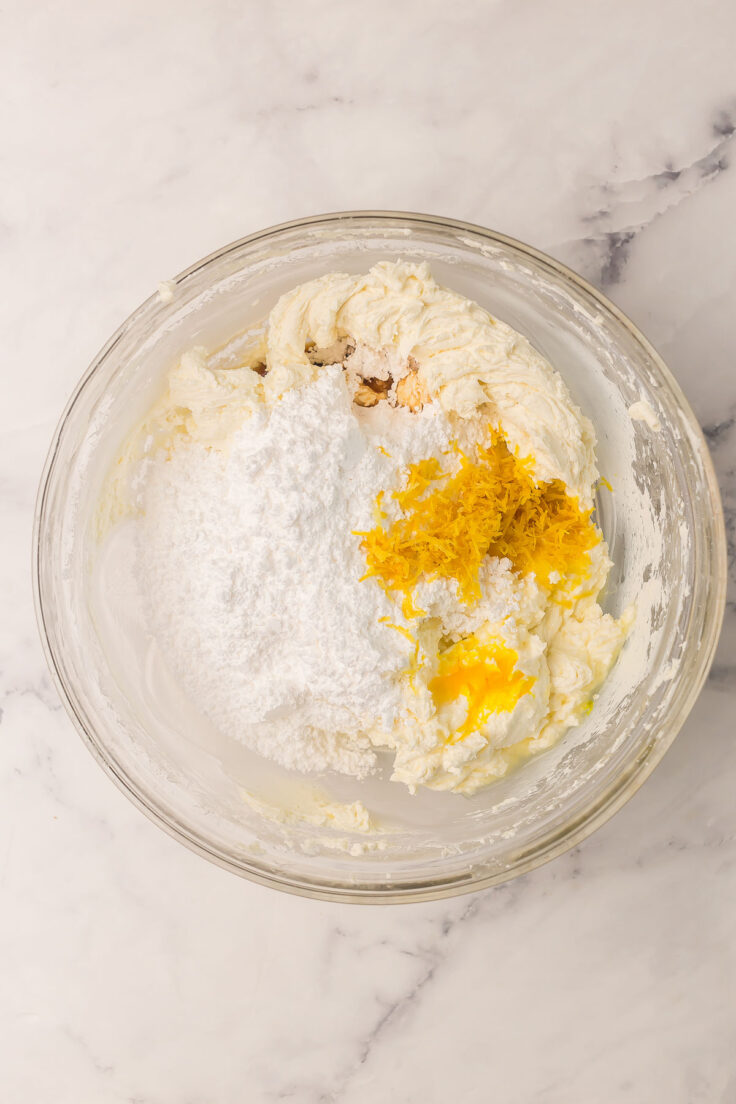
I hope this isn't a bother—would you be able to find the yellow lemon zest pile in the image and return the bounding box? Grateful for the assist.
[358,430,599,611]
[429,635,534,742]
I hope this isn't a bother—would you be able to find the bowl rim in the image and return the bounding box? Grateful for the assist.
[32,209,728,903]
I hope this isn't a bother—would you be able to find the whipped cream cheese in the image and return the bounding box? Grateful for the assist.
[264,262,599,504]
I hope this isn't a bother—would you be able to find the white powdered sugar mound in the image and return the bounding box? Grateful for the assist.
[136,366,456,775]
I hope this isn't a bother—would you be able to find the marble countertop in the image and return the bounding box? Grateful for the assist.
[2,2,735,1101]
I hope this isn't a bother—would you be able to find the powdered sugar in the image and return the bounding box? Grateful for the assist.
[413,559,530,640]
[343,341,410,391]
[137,366,456,775]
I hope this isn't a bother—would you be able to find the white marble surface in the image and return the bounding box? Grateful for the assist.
[2,2,735,1100]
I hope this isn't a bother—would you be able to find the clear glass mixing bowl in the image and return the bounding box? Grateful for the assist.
[33,212,726,903]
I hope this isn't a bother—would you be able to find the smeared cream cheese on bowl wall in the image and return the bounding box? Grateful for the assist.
[98,262,632,807]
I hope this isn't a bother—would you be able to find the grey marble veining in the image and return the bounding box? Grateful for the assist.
[1,2,735,1101]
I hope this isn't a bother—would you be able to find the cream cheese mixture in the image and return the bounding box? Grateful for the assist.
[101,261,632,795]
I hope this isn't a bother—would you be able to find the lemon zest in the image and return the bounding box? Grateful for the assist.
[358,429,599,613]
[378,618,423,686]
[372,489,386,523]
[377,617,415,645]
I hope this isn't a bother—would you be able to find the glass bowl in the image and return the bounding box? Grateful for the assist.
[33,212,726,903]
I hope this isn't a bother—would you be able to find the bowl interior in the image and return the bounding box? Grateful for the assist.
[35,214,725,900]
